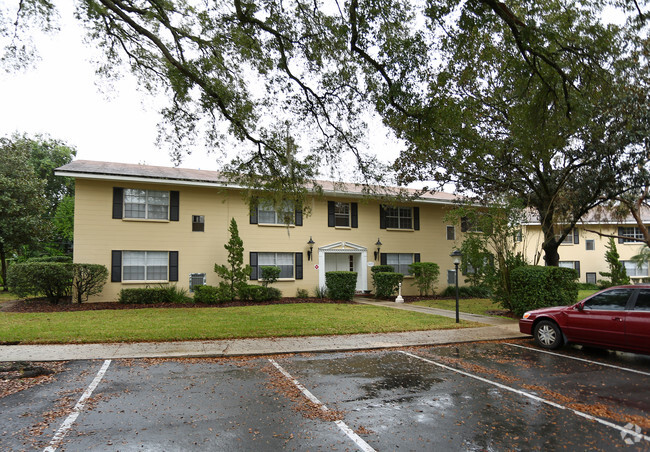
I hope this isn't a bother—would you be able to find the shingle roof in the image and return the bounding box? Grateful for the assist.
[56,160,460,204]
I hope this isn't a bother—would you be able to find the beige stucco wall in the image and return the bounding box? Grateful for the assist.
[74,178,467,301]
[519,225,647,283]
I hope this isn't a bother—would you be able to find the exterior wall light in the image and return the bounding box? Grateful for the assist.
[374,238,382,261]
[307,236,315,261]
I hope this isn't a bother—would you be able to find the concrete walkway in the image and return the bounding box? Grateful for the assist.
[0,300,527,362]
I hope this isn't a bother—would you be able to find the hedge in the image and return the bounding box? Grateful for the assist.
[7,262,73,303]
[510,266,578,316]
[325,271,357,301]
[370,265,394,292]
[118,285,191,304]
[374,272,404,298]
[440,285,492,298]
[26,256,73,263]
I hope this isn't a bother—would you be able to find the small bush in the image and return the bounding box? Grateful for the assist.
[370,265,394,292]
[194,284,233,304]
[27,256,73,263]
[440,285,492,298]
[239,284,282,301]
[374,272,404,298]
[510,266,578,317]
[325,271,357,301]
[118,285,192,304]
[8,262,73,303]
[72,264,109,303]
[314,286,327,298]
[260,266,281,287]
[296,288,310,298]
[408,262,440,296]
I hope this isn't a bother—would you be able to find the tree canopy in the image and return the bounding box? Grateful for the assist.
[2,0,648,265]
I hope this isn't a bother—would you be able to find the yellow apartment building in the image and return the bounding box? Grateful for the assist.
[55,160,470,301]
[519,212,650,285]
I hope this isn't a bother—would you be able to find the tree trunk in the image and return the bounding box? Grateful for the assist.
[0,243,7,291]
[538,206,560,267]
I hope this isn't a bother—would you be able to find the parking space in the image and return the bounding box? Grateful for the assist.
[1,340,649,451]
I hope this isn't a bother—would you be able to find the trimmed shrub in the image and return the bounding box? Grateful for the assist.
[7,262,73,303]
[296,288,310,298]
[72,264,109,303]
[193,284,233,304]
[440,285,492,298]
[239,284,282,301]
[325,271,357,301]
[260,266,281,287]
[118,285,192,304]
[374,272,404,298]
[27,255,73,263]
[408,262,440,296]
[510,266,578,317]
[370,265,394,292]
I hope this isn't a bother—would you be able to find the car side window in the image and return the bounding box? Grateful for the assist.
[633,289,650,311]
[583,289,632,311]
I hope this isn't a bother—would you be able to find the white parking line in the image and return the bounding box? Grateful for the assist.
[268,359,375,452]
[44,360,112,452]
[505,343,650,377]
[399,351,650,444]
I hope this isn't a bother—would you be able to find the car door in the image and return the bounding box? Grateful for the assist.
[563,288,633,347]
[626,289,650,354]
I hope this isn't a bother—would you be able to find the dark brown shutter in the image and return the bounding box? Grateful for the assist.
[414,253,420,263]
[250,199,258,224]
[170,191,180,221]
[250,252,258,280]
[169,251,179,281]
[295,209,303,226]
[111,250,122,282]
[328,201,335,227]
[380,253,387,265]
[379,205,386,229]
[351,203,358,228]
[112,188,123,219]
[295,253,303,280]
[573,229,579,244]
[413,207,420,230]
[618,227,624,244]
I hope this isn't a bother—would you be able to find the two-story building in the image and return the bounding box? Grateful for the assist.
[56,160,469,301]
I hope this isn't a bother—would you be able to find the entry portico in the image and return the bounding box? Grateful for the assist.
[318,241,369,292]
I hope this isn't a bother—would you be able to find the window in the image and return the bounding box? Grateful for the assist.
[556,229,579,245]
[386,253,414,275]
[559,261,580,276]
[192,215,204,232]
[634,290,650,311]
[447,270,457,285]
[258,252,294,279]
[189,273,206,292]
[586,239,595,251]
[622,261,649,277]
[446,226,455,241]
[123,251,169,281]
[386,207,413,229]
[514,229,523,243]
[461,217,483,233]
[334,202,351,227]
[255,200,296,225]
[619,227,645,243]
[583,289,632,311]
[586,272,597,285]
[124,189,169,220]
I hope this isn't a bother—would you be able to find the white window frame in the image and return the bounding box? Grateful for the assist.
[556,230,575,245]
[258,252,295,279]
[386,207,413,230]
[124,189,169,220]
[559,261,579,270]
[258,200,294,225]
[386,253,414,276]
[620,227,645,243]
[122,251,169,282]
[334,202,351,227]
[585,239,595,251]
[622,260,649,277]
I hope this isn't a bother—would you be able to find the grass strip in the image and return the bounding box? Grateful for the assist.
[413,298,505,316]
[0,303,482,344]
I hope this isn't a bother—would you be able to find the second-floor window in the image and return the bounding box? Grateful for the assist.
[386,207,412,229]
[335,202,350,227]
[124,189,169,220]
[258,200,294,225]
[619,227,645,243]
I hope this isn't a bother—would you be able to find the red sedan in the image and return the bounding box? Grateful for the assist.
[519,285,650,355]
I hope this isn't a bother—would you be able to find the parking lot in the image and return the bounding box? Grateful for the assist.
[1,339,649,451]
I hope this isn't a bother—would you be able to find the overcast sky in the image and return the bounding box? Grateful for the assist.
[0,1,405,177]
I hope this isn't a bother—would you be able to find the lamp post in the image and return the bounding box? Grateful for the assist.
[450,250,462,323]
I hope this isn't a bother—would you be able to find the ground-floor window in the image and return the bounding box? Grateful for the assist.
[586,272,597,285]
[447,269,457,285]
[258,252,295,279]
[623,260,649,277]
[123,251,169,281]
[559,260,580,277]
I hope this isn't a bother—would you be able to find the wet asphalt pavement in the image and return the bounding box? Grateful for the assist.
[1,339,649,451]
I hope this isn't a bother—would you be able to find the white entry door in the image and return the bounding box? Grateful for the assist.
[324,253,362,291]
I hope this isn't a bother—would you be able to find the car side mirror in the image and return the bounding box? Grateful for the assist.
[576,302,584,311]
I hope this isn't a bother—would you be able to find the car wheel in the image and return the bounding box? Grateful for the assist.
[533,320,563,350]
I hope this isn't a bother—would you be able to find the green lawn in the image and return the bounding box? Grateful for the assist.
[0,291,20,303]
[0,303,482,344]
[413,298,505,316]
